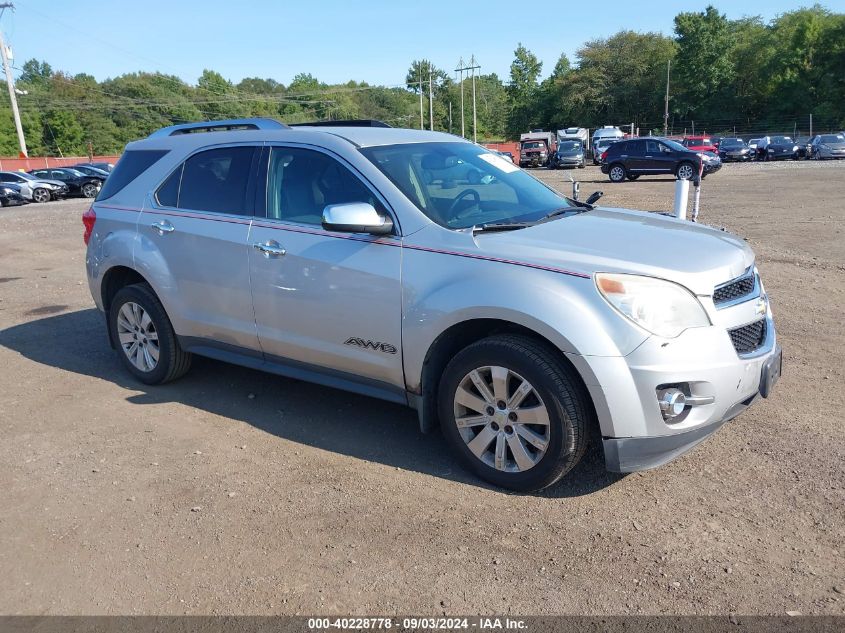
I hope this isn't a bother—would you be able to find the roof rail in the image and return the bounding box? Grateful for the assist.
[148,118,290,138]
[289,119,392,128]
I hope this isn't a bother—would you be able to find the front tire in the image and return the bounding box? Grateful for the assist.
[32,188,50,203]
[438,335,590,492]
[608,164,626,183]
[676,162,695,180]
[109,283,192,385]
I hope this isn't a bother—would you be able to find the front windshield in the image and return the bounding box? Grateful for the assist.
[772,136,792,144]
[558,141,581,152]
[721,139,744,147]
[361,142,571,230]
[662,139,687,152]
[523,142,543,149]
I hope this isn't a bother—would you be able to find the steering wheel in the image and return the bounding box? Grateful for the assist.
[446,188,481,221]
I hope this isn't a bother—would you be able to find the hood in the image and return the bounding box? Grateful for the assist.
[470,207,754,296]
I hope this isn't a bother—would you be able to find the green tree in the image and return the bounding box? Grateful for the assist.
[506,44,542,137]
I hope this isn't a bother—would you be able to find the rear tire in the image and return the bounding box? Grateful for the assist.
[608,164,626,183]
[438,335,591,492]
[109,283,192,385]
[81,182,98,198]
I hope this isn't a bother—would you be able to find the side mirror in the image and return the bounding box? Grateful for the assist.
[585,191,604,206]
[322,202,394,235]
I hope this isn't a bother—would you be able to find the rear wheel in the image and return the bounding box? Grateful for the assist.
[32,188,50,203]
[81,182,99,198]
[439,335,590,492]
[109,283,192,385]
[608,164,626,183]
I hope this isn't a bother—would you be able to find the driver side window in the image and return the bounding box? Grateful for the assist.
[266,148,382,225]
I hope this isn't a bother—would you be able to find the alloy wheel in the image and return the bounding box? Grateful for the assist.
[116,301,160,372]
[609,165,625,182]
[33,188,50,203]
[82,183,98,198]
[453,366,550,473]
[677,164,694,180]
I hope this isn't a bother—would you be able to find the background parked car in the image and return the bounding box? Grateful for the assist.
[717,138,753,161]
[759,135,800,161]
[748,138,762,158]
[0,182,28,207]
[551,140,586,169]
[681,136,718,154]
[72,164,111,179]
[0,171,68,203]
[76,161,114,173]
[601,137,720,183]
[28,168,103,198]
[809,133,845,159]
[592,137,619,165]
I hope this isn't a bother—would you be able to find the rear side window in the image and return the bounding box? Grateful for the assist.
[97,150,169,200]
[162,146,255,214]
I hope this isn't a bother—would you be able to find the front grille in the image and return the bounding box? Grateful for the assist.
[713,272,755,306]
[729,319,767,354]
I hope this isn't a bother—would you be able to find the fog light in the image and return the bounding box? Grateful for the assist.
[659,388,686,420]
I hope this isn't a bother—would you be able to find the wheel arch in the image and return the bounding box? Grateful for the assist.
[100,266,160,349]
[414,318,600,440]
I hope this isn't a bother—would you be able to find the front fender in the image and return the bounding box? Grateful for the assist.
[401,252,647,394]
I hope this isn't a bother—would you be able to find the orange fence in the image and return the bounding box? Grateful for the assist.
[0,155,121,172]
[482,142,520,156]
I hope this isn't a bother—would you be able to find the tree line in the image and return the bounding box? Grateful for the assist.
[1,4,842,156]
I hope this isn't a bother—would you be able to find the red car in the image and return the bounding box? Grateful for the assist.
[681,136,718,154]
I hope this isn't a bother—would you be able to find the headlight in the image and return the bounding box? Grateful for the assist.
[1,187,13,194]
[596,273,711,338]
[792,145,799,151]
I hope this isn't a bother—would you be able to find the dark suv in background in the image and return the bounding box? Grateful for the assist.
[601,137,721,183]
[28,168,103,198]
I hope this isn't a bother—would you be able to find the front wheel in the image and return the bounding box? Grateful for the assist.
[608,164,626,183]
[676,162,695,180]
[439,335,590,492]
[32,188,50,203]
[109,283,192,385]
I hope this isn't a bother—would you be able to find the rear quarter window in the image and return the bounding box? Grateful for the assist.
[96,150,169,201]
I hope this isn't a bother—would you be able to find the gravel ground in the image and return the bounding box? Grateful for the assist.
[0,160,843,616]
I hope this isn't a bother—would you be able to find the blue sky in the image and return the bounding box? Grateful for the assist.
[4,1,843,87]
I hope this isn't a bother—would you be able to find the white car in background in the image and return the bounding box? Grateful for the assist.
[0,171,68,203]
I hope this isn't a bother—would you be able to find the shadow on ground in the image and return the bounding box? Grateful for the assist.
[0,308,624,497]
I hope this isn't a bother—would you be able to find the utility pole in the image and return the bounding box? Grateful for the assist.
[663,59,670,137]
[455,57,481,142]
[428,69,434,132]
[809,113,813,138]
[456,58,465,138]
[418,68,423,130]
[471,55,477,143]
[448,101,452,134]
[0,3,26,157]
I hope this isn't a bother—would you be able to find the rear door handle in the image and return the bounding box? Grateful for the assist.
[253,240,286,258]
[151,220,175,235]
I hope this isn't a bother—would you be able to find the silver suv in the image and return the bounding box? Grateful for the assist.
[84,118,782,491]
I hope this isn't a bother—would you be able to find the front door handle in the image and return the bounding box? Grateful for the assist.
[253,240,286,258]
[151,220,175,235]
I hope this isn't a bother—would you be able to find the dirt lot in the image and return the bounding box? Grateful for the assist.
[0,161,843,616]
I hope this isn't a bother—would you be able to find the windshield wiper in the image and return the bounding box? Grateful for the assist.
[472,221,535,234]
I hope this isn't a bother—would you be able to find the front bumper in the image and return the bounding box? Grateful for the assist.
[720,151,752,161]
[570,290,780,473]
[703,161,722,174]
